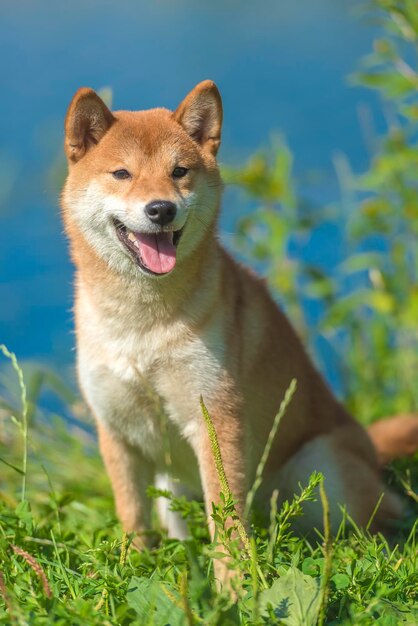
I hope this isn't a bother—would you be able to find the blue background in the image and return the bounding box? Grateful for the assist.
[0,0,382,380]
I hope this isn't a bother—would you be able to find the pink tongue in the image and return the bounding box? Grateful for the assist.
[134,232,176,274]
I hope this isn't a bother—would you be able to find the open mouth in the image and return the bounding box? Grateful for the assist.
[113,219,184,275]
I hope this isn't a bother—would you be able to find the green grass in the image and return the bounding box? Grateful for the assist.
[0,350,417,625]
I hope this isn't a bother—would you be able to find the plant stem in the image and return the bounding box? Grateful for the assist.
[245,378,297,517]
[0,345,28,501]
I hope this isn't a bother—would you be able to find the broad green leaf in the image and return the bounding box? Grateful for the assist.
[258,567,321,626]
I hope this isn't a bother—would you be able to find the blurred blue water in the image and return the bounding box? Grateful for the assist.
[0,0,382,390]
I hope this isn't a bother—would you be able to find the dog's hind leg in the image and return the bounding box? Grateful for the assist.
[264,432,402,535]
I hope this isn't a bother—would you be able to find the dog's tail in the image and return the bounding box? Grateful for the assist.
[368,414,418,466]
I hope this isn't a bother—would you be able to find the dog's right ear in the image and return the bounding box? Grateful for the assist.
[64,88,114,163]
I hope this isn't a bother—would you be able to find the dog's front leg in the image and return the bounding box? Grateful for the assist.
[194,410,247,586]
[97,421,155,546]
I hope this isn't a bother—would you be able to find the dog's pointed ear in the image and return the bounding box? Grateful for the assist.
[174,80,222,156]
[64,88,115,163]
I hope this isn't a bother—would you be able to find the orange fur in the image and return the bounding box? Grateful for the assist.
[368,414,418,466]
[61,81,415,583]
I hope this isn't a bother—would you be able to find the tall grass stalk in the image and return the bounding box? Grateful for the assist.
[200,396,271,591]
[200,396,251,557]
[317,479,332,626]
[245,378,297,517]
[0,345,29,501]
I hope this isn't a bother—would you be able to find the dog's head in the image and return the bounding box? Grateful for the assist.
[62,81,223,277]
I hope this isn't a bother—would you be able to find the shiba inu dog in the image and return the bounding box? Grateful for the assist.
[61,81,418,579]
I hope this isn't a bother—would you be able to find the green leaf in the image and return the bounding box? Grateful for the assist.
[331,573,350,590]
[301,557,320,577]
[127,576,185,626]
[0,456,25,475]
[338,252,384,276]
[15,500,33,534]
[258,567,321,626]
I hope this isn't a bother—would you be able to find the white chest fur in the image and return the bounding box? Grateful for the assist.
[76,287,225,490]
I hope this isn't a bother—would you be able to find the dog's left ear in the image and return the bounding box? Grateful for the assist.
[174,80,222,156]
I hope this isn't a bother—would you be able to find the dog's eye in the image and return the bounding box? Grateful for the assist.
[172,167,188,178]
[112,169,131,180]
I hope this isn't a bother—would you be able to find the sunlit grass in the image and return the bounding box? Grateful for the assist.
[0,350,417,625]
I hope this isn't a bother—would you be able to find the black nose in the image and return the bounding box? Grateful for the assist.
[145,200,177,226]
